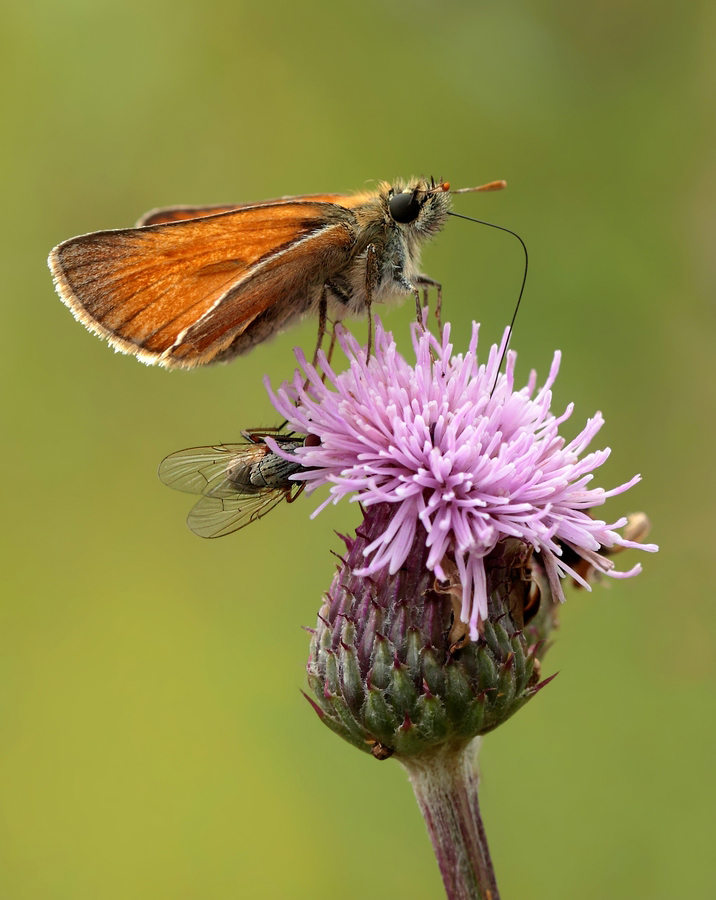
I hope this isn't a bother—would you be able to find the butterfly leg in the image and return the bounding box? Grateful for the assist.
[300,289,331,393]
[325,318,340,368]
[395,273,426,331]
[365,243,380,359]
[312,288,329,367]
[315,316,341,385]
[414,275,443,330]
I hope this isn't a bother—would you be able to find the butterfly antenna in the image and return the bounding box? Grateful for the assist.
[450,180,507,194]
[446,211,528,396]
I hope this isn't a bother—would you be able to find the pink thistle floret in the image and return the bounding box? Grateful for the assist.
[266,320,657,640]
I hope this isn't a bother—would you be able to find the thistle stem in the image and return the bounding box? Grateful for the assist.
[400,738,499,900]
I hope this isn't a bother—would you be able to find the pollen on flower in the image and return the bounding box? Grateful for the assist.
[266,319,657,641]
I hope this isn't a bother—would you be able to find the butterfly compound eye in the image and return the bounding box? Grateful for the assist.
[389,191,422,224]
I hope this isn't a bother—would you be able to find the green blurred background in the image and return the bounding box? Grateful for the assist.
[2,0,714,897]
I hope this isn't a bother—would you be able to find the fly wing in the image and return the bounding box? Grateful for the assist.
[186,489,294,538]
[158,444,263,496]
[49,201,356,368]
[159,439,304,537]
[136,194,354,227]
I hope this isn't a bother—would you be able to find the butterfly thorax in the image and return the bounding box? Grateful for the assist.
[324,178,451,317]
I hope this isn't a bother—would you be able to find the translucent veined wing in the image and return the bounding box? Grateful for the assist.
[158,444,263,497]
[185,490,295,539]
[158,438,305,538]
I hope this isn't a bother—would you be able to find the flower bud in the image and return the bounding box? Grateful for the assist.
[305,503,559,760]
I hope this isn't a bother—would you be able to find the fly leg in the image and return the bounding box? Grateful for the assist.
[285,483,306,503]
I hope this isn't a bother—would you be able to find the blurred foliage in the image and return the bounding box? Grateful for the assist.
[2,0,715,897]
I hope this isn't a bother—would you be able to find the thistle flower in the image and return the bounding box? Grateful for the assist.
[267,318,656,900]
[267,319,657,640]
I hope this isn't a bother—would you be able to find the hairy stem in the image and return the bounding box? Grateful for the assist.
[400,739,499,900]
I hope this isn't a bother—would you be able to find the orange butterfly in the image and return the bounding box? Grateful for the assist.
[49,177,505,369]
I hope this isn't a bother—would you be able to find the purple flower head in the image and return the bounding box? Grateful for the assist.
[266,319,657,640]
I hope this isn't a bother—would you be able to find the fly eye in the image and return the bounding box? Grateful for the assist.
[389,191,422,224]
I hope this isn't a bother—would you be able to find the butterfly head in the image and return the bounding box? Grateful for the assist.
[384,177,451,238]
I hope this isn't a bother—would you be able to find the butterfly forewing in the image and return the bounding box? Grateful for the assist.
[50,201,356,368]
